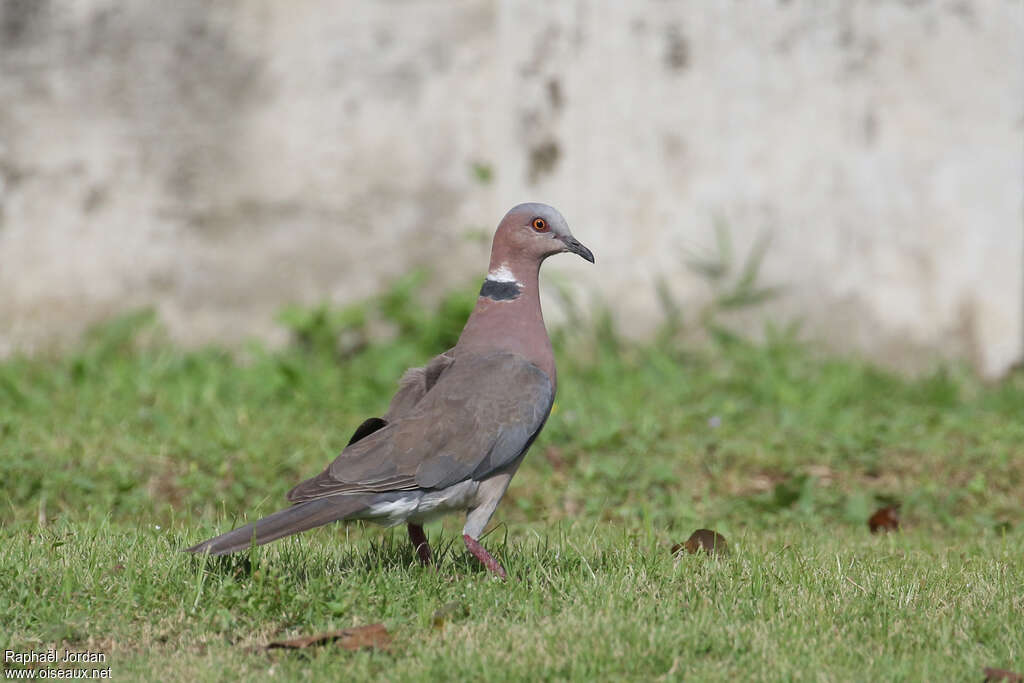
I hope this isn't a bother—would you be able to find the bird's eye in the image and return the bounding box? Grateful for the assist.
[532,217,549,232]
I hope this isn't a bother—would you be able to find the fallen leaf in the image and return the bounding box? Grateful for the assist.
[984,667,1023,682]
[868,505,900,533]
[266,623,391,651]
[672,529,729,557]
[431,600,469,629]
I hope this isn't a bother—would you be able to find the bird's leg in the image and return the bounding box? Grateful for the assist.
[407,524,432,566]
[462,534,507,579]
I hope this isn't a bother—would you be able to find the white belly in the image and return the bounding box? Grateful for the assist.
[362,480,480,527]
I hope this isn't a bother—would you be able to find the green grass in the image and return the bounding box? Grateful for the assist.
[1,295,1022,681]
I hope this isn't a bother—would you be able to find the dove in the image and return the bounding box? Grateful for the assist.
[187,203,594,578]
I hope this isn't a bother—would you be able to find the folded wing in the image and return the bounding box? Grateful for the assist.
[287,351,553,503]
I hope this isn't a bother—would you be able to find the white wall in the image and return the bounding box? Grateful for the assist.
[1,0,1020,375]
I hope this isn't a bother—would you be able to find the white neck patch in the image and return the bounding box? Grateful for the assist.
[487,264,519,283]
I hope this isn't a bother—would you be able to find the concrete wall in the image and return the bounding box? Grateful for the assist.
[1,0,1021,375]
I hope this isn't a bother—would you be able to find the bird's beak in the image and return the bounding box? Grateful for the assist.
[559,235,595,263]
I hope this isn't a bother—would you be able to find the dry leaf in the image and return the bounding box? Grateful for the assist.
[672,529,729,557]
[868,505,900,533]
[267,623,391,651]
[984,667,1023,682]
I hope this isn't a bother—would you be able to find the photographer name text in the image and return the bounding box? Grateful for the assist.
[4,650,106,665]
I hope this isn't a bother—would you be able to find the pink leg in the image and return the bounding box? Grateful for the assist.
[463,534,507,579]
[407,524,432,566]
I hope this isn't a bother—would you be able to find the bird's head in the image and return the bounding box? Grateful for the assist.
[494,203,595,265]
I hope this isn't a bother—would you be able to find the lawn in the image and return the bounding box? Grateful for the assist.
[1,286,1021,681]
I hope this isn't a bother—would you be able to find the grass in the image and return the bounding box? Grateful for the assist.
[1,286,1022,681]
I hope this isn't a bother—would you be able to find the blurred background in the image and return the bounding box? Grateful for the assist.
[0,0,1021,376]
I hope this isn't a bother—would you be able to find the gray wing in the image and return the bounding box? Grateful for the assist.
[287,351,553,503]
[382,349,455,421]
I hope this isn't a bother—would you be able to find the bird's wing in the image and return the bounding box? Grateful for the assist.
[286,351,553,503]
[326,350,454,459]
[345,417,388,446]
[382,349,455,421]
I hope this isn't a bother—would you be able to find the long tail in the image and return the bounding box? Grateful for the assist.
[185,495,371,556]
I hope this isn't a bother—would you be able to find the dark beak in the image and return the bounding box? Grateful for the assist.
[560,236,595,263]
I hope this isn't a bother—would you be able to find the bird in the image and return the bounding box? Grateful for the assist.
[186,203,594,578]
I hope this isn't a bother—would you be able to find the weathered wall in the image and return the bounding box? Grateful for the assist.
[1,0,1021,375]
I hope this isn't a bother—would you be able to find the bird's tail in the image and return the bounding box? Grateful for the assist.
[185,495,371,556]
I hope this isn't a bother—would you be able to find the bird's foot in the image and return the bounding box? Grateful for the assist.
[407,524,432,566]
[462,534,507,579]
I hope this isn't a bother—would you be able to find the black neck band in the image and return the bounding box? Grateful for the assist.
[480,279,521,301]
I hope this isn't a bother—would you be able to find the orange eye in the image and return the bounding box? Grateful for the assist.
[532,217,548,232]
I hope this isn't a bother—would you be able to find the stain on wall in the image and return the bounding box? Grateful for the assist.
[0,0,1020,376]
